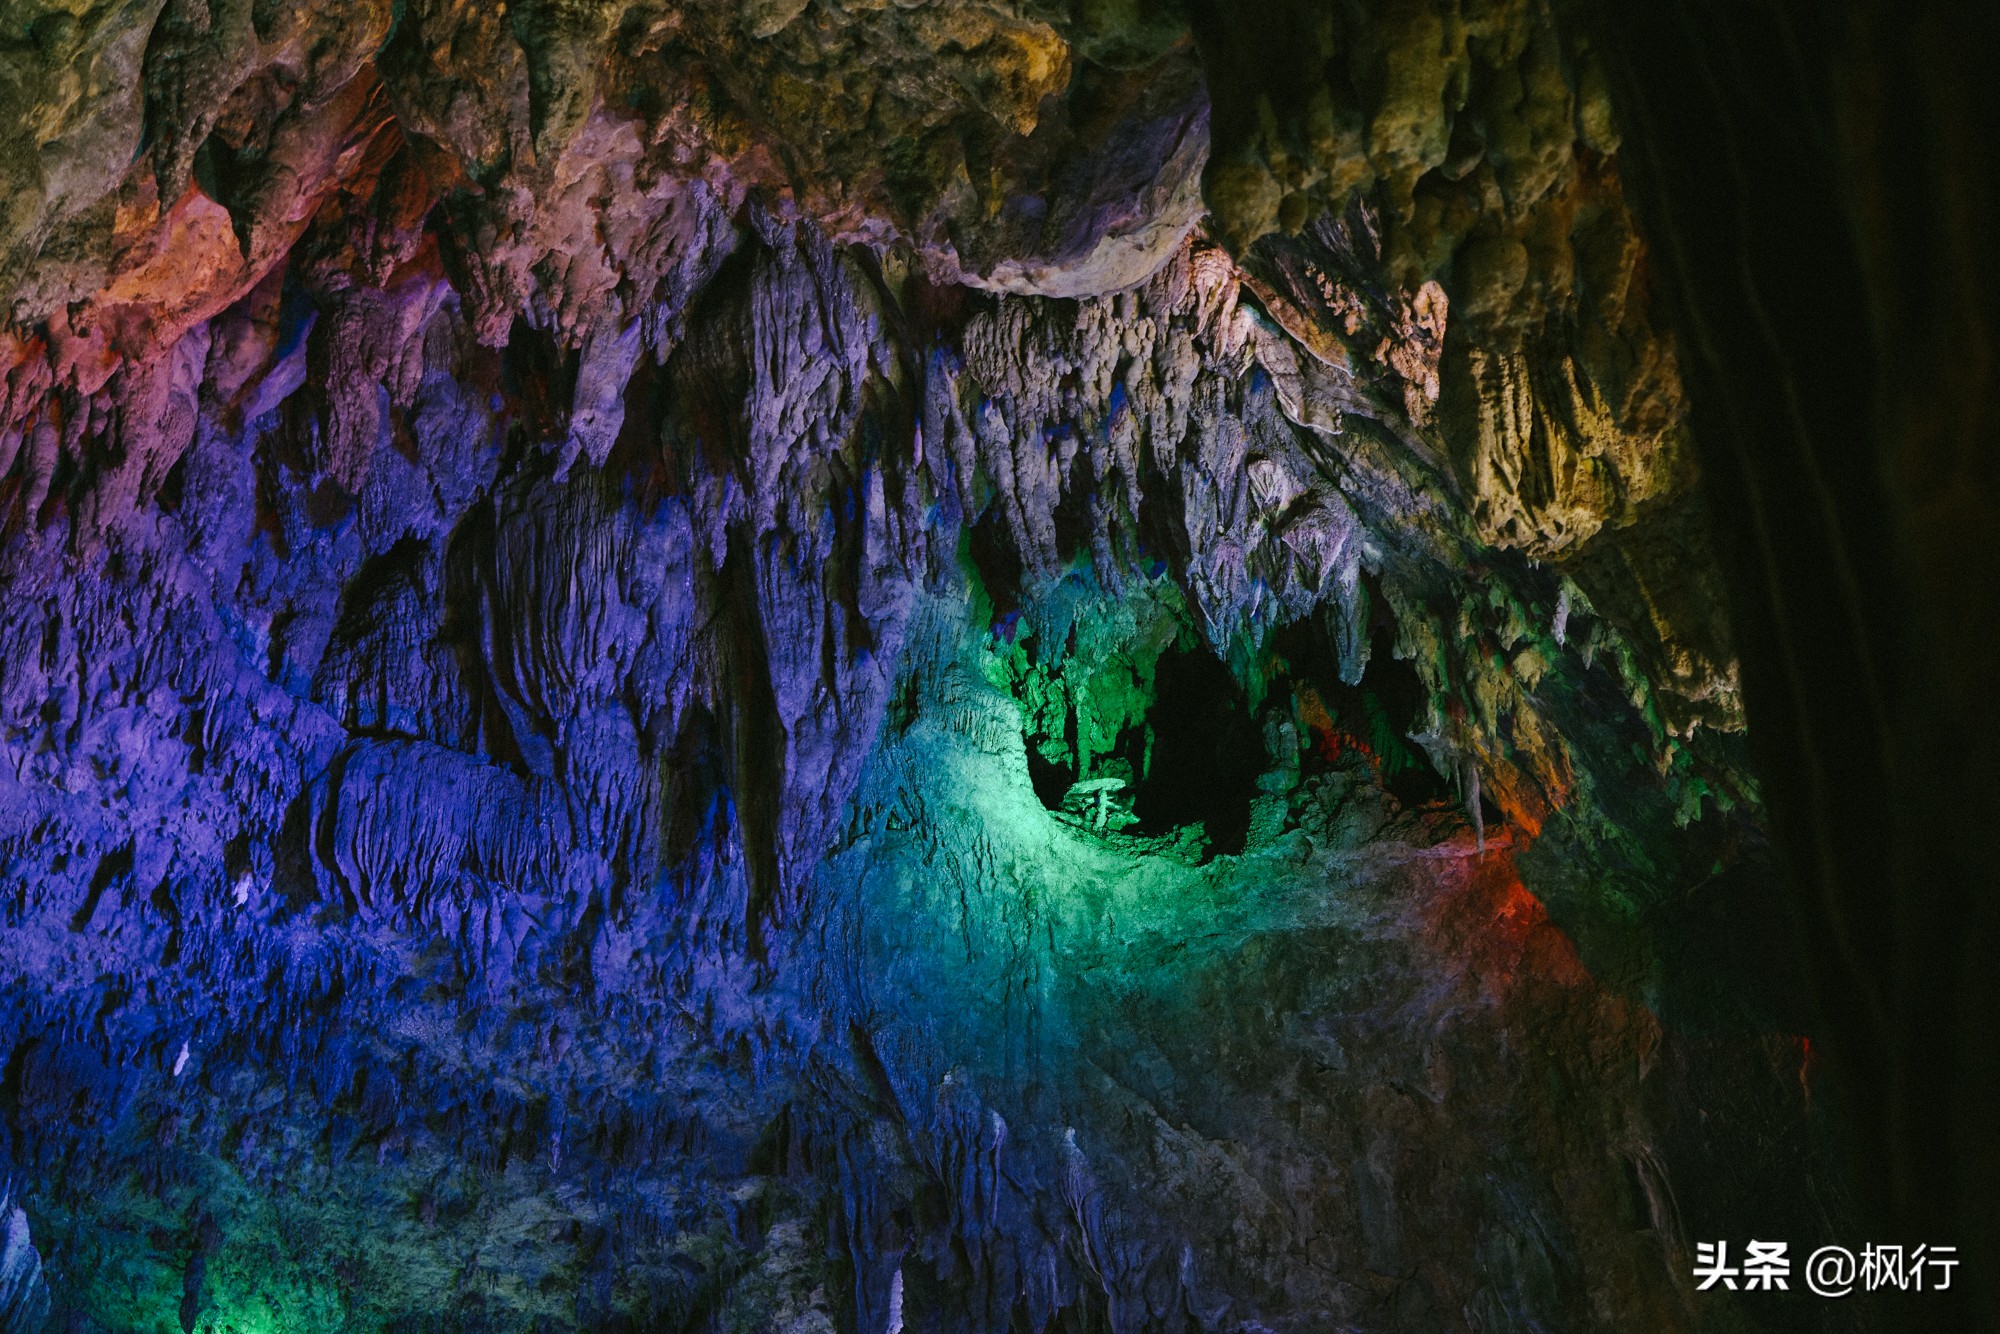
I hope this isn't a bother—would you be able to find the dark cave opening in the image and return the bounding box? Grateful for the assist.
[1025,742,1077,812]
[1268,601,1456,811]
[1047,428,1094,564]
[1129,643,1262,854]
[1011,594,1470,853]
[1475,786,1504,830]
[964,508,1026,630]
[1010,629,1263,856]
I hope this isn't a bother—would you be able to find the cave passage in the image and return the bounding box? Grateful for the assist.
[1126,642,1260,852]
[1269,612,1458,812]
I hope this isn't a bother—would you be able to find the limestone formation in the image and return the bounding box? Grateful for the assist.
[0,2,1831,1330]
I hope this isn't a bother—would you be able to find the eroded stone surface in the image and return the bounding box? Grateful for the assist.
[0,3,1829,1331]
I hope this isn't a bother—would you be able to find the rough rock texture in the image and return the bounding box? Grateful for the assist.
[0,1,1854,1331]
[1187,0,1735,736]
[0,1189,50,1334]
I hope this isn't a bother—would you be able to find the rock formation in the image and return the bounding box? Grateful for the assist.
[0,1,1868,1330]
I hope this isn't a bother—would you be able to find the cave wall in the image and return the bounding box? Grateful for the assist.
[0,1,1871,1330]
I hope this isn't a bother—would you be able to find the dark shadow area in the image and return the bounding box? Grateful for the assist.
[964,509,1026,630]
[1594,2,2000,1325]
[1647,822,1820,1038]
[498,315,581,443]
[1270,606,1454,809]
[1130,643,1260,853]
[1047,426,1093,564]
[1025,742,1077,812]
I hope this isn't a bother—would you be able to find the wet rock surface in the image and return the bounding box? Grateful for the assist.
[0,2,1850,1331]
